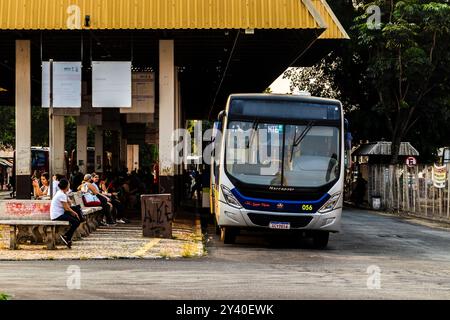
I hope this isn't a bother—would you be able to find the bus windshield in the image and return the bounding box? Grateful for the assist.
[225,121,340,188]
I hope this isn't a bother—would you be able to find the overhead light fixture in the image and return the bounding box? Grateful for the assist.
[244,28,255,35]
[0,87,7,92]
[85,15,91,28]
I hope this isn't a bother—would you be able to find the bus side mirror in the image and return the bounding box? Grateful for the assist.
[344,118,352,169]
[217,110,226,122]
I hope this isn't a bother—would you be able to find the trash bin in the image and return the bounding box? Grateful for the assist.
[141,194,173,238]
[372,196,381,210]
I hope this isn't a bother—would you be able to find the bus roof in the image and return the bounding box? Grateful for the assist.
[225,94,342,122]
[227,94,341,106]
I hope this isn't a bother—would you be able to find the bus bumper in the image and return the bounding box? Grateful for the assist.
[218,203,342,233]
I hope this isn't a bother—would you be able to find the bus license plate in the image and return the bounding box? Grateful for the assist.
[269,222,290,230]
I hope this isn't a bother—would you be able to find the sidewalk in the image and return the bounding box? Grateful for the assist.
[0,213,205,261]
[345,201,450,231]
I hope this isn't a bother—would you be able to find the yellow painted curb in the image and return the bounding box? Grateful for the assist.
[133,238,162,256]
[195,215,202,237]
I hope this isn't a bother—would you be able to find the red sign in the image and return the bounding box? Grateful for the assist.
[406,156,417,167]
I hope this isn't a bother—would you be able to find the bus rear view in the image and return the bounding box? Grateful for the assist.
[210,94,344,248]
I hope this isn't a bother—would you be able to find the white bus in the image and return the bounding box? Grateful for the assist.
[210,94,345,248]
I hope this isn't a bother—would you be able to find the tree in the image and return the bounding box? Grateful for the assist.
[283,0,450,163]
[0,106,15,147]
[282,59,341,99]
[354,0,450,163]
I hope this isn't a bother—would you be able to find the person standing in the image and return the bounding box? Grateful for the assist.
[50,179,80,249]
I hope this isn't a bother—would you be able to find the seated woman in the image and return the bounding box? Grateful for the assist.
[50,179,80,249]
[97,175,129,224]
[80,174,115,226]
[32,172,50,200]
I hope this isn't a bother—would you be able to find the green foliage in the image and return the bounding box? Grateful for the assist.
[354,0,450,163]
[283,0,450,163]
[65,116,77,153]
[31,106,49,147]
[0,106,51,148]
[0,293,11,300]
[0,106,15,147]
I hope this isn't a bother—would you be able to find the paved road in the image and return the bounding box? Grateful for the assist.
[1,207,450,299]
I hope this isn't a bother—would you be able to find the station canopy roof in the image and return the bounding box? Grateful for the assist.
[353,142,420,157]
[0,0,348,39]
[0,0,348,118]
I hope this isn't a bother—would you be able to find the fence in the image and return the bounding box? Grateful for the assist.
[366,164,450,222]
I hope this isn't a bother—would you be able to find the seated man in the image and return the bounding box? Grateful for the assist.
[50,179,81,249]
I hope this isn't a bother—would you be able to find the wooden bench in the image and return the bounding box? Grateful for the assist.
[0,196,103,250]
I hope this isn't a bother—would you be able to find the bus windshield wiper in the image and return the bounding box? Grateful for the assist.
[289,120,315,163]
[246,119,259,149]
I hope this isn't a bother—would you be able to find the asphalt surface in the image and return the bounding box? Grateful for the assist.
[1,207,450,299]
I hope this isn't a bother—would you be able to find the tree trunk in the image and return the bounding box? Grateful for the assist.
[390,110,409,165]
[390,133,402,165]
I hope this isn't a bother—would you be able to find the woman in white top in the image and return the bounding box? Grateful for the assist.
[80,174,115,225]
[50,179,80,248]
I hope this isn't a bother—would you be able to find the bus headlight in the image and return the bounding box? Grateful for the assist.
[221,185,243,209]
[318,193,341,214]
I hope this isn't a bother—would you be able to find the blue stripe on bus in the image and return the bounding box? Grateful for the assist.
[231,188,329,205]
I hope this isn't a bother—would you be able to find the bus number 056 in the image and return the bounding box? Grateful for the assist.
[302,205,313,211]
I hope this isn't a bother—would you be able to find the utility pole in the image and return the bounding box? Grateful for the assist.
[49,59,54,198]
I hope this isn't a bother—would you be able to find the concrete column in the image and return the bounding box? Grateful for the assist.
[111,131,120,172]
[120,138,127,171]
[95,127,103,173]
[51,115,66,176]
[159,40,176,195]
[15,40,32,199]
[127,144,139,173]
[76,124,88,174]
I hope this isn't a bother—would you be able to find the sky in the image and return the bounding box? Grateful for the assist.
[269,72,291,94]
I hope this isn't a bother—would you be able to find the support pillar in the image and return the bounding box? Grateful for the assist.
[159,40,176,199]
[120,138,127,172]
[111,131,120,172]
[76,124,88,174]
[15,40,31,199]
[127,145,139,173]
[51,115,66,176]
[95,127,103,173]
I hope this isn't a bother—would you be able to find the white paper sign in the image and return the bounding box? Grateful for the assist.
[42,62,82,108]
[92,61,132,108]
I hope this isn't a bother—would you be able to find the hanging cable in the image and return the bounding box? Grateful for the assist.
[131,32,134,68]
[80,31,84,66]
[40,31,43,64]
[208,30,240,120]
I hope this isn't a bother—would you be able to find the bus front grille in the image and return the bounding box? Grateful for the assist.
[247,213,313,228]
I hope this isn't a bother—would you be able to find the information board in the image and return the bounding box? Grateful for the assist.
[42,62,82,108]
[92,61,132,108]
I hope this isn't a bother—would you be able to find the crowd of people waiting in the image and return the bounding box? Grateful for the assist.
[32,166,158,249]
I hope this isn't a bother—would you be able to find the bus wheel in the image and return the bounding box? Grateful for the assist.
[312,231,329,249]
[221,227,237,244]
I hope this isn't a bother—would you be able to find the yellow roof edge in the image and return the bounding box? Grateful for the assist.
[318,0,350,39]
[302,0,328,30]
